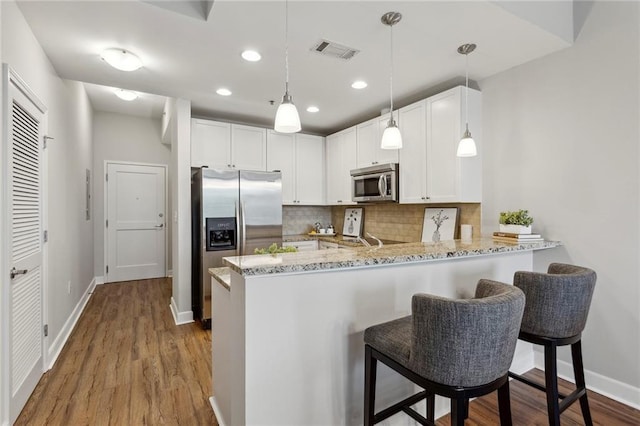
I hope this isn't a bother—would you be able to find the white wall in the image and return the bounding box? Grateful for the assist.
[169,98,193,324]
[481,1,639,405]
[1,0,94,422]
[92,111,172,277]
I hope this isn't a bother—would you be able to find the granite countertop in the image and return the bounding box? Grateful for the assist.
[224,237,561,276]
[209,267,231,290]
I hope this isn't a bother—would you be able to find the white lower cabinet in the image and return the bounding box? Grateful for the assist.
[266,131,325,205]
[398,86,482,203]
[326,127,357,205]
[283,240,318,251]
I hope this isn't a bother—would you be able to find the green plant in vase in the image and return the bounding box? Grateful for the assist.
[499,210,534,234]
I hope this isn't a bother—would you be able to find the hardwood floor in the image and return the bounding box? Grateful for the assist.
[436,369,639,425]
[15,278,639,425]
[15,278,217,426]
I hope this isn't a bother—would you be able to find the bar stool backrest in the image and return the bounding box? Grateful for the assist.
[514,263,597,339]
[409,280,525,388]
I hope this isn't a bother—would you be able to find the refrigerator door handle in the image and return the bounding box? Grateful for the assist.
[240,201,247,256]
[234,202,240,256]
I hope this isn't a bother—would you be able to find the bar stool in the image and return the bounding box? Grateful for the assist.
[364,280,525,425]
[508,263,597,426]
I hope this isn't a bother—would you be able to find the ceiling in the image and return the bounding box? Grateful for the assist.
[17,1,575,135]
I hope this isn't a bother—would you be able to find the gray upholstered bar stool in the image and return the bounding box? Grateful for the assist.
[364,280,525,425]
[508,263,597,426]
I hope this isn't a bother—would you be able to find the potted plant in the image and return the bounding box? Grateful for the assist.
[499,210,534,234]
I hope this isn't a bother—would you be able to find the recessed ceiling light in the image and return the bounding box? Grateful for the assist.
[216,88,232,96]
[306,106,319,113]
[241,50,262,62]
[101,48,143,71]
[114,89,138,101]
[351,80,368,89]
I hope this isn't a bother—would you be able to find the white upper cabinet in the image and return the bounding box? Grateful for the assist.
[398,86,482,204]
[267,131,325,205]
[266,131,296,204]
[191,119,231,169]
[191,119,266,171]
[295,134,325,205]
[398,100,428,203]
[356,116,399,168]
[231,124,267,170]
[326,127,357,205]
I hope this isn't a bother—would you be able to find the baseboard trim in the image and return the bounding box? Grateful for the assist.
[95,275,104,285]
[534,351,640,409]
[209,397,227,426]
[46,277,96,370]
[170,297,194,325]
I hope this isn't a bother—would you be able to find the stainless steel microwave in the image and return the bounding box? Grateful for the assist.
[350,163,399,203]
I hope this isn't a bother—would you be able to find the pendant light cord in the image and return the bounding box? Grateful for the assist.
[465,53,469,129]
[389,23,394,116]
[284,0,290,94]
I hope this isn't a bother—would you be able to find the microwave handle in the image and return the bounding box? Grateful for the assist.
[378,175,385,197]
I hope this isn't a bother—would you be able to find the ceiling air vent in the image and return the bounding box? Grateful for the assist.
[311,39,360,60]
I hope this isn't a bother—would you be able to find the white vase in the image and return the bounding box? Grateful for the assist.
[499,224,532,234]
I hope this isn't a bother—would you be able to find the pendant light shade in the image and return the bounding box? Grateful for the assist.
[457,43,477,157]
[274,0,301,133]
[275,91,301,133]
[457,126,477,157]
[381,118,402,149]
[380,12,402,150]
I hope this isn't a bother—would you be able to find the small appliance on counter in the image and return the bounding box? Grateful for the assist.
[342,208,363,238]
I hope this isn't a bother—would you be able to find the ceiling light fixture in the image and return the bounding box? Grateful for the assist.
[101,48,143,72]
[457,43,477,157]
[306,106,319,113]
[380,12,402,150]
[114,89,138,101]
[351,81,368,89]
[274,0,301,133]
[216,88,232,96]
[241,50,261,62]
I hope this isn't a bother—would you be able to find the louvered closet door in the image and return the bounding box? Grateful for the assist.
[8,75,45,424]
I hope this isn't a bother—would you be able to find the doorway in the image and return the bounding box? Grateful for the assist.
[104,162,167,283]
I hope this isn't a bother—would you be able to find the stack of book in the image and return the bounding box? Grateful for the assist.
[492,232,544,243]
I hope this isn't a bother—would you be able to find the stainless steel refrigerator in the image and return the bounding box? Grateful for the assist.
[191,168,282,328]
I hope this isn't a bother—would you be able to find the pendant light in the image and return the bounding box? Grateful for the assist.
[274,0,301,133]
[380,12,402,150]
[457,43,477,157]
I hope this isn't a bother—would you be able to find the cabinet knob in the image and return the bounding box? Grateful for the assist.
[227,164,231,167]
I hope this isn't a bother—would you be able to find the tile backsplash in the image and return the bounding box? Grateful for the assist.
[331,203,481,242]
[283,206,332,235]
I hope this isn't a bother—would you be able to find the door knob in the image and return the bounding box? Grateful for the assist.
[155,224,164,228]
[10,267,28,279]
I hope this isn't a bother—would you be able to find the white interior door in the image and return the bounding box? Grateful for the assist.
[6,68,46,424]
[106,163,166,283]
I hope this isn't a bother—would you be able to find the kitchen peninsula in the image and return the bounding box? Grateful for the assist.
[210,238,560,425]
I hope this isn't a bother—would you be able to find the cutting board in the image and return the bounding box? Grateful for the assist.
[342,208,363,237]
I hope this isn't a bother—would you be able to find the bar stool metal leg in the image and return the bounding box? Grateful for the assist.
[544,342,561,426]
[571,341,594,426]
[364,345,377,426]
[451,398,466,426]
[497,380,513,426]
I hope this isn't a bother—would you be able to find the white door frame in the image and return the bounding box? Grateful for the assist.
[103,160,169,282]
[1,64,49,424]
